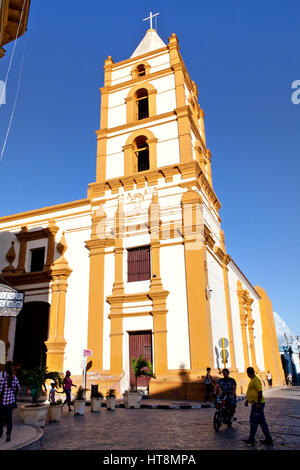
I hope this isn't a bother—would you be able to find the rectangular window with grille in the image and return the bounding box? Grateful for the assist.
[127,246,151,282]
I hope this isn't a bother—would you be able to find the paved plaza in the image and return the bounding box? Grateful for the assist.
[13,386,300,451]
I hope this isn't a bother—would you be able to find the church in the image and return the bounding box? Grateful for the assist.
[0,25,284,398]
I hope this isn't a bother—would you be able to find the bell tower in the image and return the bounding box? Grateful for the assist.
[86,25,223,398]
[91,28,214,190]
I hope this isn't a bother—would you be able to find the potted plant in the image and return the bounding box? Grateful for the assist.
[74,386,88,415]
[106,388,116,410]
[48,399,63,422]
[124,355,156,409]
[19,366,63,427]
[91,390,103,412]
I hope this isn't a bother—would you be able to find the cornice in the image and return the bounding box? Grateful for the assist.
[1,270,52,286]
[90,161,221,214]
[15,226,53,242]
[108,47,168,70]
[100,67,173,94]
[95,111,176,138]
[0,199,90,225]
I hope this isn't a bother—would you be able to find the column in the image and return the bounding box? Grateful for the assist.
[148,190,169,375]
[245,297,259,371]
[109,199,124,375]
[199,109,206,146]
[6,317,17,361]
[0,318,10,358]
[206,150,213,188]
[168,33,193,164]
[223,255,237,373]
[219,231,237,373]
[123,143,134,176]
[237,281,250,370]
[45,233,72,372]
[181,188,214,371]
[86,209,107,373]
[44,219,59,270]
[149,293,168,376]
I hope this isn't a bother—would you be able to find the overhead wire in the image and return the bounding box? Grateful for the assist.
[0,0,27,162]
[0,38,27,163]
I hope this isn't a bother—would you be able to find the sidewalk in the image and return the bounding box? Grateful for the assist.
[0,394,246,450]
[0,425,43,450]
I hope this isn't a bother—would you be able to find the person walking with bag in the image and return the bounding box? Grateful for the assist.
[0,361,20,442]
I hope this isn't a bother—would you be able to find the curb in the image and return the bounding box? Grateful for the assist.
[17,427,44,450]
[86,395,246,410]
[0,426,44,451]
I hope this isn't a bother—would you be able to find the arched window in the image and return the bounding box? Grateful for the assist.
[134,136,149,172]
[125,83,157,123]
[136,64,146,77]
[136,89,149,120]
[123,129,158,176]
[131,62,151,79]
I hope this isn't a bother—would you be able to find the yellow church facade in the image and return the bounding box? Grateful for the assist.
[0,29,284,398]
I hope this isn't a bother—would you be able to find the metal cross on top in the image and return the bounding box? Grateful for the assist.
[143,11,159,30]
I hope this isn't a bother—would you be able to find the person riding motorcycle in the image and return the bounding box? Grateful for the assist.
[214,368,237,421]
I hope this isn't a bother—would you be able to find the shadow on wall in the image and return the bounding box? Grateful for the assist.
[148,364,212,402]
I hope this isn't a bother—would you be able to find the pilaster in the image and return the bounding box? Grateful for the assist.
[45,233,72,372]
[237,281,250,370]
[181,188,214,370]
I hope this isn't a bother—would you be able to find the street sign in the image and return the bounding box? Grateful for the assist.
[83,349,92,357]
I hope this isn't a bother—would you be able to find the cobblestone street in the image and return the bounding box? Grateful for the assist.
[28,387,300,450]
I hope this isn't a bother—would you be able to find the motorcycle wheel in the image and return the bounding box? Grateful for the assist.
[213,411,222,432]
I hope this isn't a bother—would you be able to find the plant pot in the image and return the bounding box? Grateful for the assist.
[74,399,86,415]
[48,404,63,422]
[20,403,49,428]
[30,388,41,404]
[91,397,102,412]
[123,391,143,409]
[106,397,116,410]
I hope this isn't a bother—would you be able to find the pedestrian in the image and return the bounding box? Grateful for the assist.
[242,366,273,446]
[266,370,272,387]
[62,370,76,411]
[287,373,293,387]
[0,361,20,442]
[204,367,215,402]
[49,382,60,403]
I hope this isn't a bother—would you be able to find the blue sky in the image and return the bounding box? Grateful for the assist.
[0,0,299,333]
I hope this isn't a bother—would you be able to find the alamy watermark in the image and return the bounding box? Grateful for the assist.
[93,199,205,251]
[291,80,300,104]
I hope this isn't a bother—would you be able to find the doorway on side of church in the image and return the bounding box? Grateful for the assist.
[13,301,50,370]
[129,330,153,391]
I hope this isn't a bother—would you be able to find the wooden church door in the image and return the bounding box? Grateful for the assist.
[129,330,153,388]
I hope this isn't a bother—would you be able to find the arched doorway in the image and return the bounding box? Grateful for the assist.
[13,302,50,370]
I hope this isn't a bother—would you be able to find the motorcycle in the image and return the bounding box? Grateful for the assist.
[213,394,236,432]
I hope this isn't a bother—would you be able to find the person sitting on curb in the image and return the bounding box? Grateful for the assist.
[242,366,273,446]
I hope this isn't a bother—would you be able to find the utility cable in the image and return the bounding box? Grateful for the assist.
[0,38,27,163]
[0,0,27,105]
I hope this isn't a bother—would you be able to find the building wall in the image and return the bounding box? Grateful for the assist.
[0,203,92,374]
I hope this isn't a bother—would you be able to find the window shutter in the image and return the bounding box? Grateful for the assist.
[127,246,151,282]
